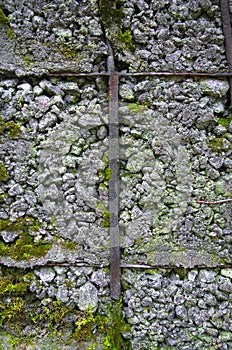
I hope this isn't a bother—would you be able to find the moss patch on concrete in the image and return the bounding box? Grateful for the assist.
[99,0,135,54]
[0,217,52,260]
[0,8,9,26]
[0,162,9,182]
[0,278,131,350]
[0,118,21,139]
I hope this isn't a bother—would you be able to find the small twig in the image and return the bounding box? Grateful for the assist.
[196,199,232,205]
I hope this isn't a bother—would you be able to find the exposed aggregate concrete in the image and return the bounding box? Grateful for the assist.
[0,77,110,267]
[0,0,232,349]
[0,0,107,74]
[123,268,232,349]
[118,77,232,267]
[0,0,229,74]
[114,0,228,72]
[1,266,232,349]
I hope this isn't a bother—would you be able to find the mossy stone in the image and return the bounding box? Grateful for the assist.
[0,163,9,182]
[0,217,52,260]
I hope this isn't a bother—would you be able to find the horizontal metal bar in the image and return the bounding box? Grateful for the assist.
[120,263,232,269]
[47,72,110,77]
[44,71,232,78]
[1,262,232,269]
[2,71,232,78]
[196,198,232,204]
[121,71,232,77]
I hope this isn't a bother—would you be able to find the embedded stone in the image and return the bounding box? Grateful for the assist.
[77,282,98,311]
[221,269,232,279]
[34,268,56,283]
[200,79,229,97]
[119,84,135,101]
[198,270,216,283]
[35,95,51,112]
[1,231,19,243]
[8,184,24,196]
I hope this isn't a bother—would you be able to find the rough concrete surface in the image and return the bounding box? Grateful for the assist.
[0,0,232,349]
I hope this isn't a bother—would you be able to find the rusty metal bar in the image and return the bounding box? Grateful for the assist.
[109,72,120,300]
[107,40,121,300]
[40,71,232,78]
[2,71,232,78]
[2,261,232,269]
[119,71,232,77]
[47,71,232,77]
[220,0,232,102]
[196,198,232,204]
[47,72,110,77]
[120,263,232,269]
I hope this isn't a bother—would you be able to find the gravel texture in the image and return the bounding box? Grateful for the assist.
[118,77,232,267]
[0,77,110,267]
[1,266,232,349]
[0,0,228,74]
[0,0,107,74]
[110,0,228,72]
[122,268,232,349]
[0,0,232,349]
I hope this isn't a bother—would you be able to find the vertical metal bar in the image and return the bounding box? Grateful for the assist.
[109,72,121,300]
[220,0,232,103]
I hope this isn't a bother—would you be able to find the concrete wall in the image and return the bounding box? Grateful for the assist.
[0,1,232,349]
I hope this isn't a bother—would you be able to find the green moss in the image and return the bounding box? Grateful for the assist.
[174,267,188,280]
[99,167,112,182]
[0,162,9,182]
[30,300,73,332]
[218,115,232,128]
[5,121,21,138]
[0,269,31,340]
[102,301,131,350]
[21,55,35,67]
[0,8,8,26]
[73,301,131,349]
[0,297,25,327]
[128,103,147,113]
[57,44,79,59]
[96,203,110,228]
[208,137,232,153]
[117,29,135,52]
[145,269,160,275]
[0,279,28,295]
[102,210,110,228]
[0,283,131,349]
[0,217,52,260]
[98,163,112,192]
[0,192,8,203]
[73,308,98,342]
[99,0,123,28]
[60,240,77,251]
[0,8,16,40]
[99,1,135,53]
[7,27,16,39]
[0,118,21,139]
